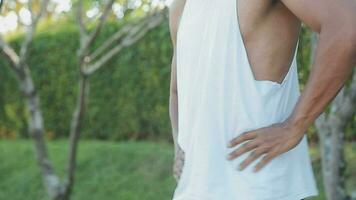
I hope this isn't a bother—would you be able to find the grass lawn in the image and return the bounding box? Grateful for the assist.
[0,139,355,200]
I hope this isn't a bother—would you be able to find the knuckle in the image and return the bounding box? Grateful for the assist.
[262,155,270,163]
[256,148,265,154]
[250,150,258,158]
[230,150,240,158]
[254,139,262,145]
[260,144,271,151]
[242,141,250,149]
[252,131,258,138]
[236,149,244,156]
[255,162,263,170]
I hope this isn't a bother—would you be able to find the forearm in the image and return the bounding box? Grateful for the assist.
[170,92,179,150]
[169,52,179,153]
[286,25,356,134]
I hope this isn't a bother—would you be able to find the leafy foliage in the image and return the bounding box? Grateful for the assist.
[1,19,172,140]
[0,20,354,141]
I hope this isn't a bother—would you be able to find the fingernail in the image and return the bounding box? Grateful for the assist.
[238,165,243,171]
[226,154,231,160]
[227,142,231,148]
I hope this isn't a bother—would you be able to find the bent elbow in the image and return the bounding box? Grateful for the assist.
[343,12,356,52]
[344,19,356,63]
[331,14,356,56]
[350,23,356,54]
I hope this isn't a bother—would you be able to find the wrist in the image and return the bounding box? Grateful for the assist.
[284,114,310,136]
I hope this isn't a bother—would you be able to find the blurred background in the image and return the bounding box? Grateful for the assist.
[0,0,355,200]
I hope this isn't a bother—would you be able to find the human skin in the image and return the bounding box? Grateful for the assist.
[168,0,356,175]
[227,0,356,172]
[168,0,186,181]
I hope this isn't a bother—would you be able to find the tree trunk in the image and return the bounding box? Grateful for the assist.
[64,75,89,199]
[1,1,166,199]
[316,111,349,200]
[18,64,65,200]
[312,32,356,200]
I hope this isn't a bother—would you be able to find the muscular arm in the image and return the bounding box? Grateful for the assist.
[280,0,356,133]
[227,0,356,172]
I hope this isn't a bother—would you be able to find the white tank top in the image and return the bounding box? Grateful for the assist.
[172,0,319,199]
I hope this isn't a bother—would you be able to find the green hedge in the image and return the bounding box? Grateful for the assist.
[0,20,354,141]
[0,19,172,141]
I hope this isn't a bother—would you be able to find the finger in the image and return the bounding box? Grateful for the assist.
[229,131,257,148]
[227,141,258,160]
[253,150,278,172]
[238,148,267,170]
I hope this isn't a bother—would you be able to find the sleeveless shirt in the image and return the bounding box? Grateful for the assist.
[172,0,319,199]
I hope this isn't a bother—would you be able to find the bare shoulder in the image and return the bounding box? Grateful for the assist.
[168,0,186,44]
[279,0,356,33]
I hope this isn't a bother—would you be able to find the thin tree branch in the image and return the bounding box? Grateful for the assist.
[88,21,136,62]
[88,7,166,61]
[33,0,49,24]
[20,0,49,63]
[76,0,88,38]
[84,10,166,75]
[80,0,115,53]
[0,36,20,70]
[28,0,34,22]
[64,75,89,199]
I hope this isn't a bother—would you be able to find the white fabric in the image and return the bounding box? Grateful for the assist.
[172,0,319,200]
